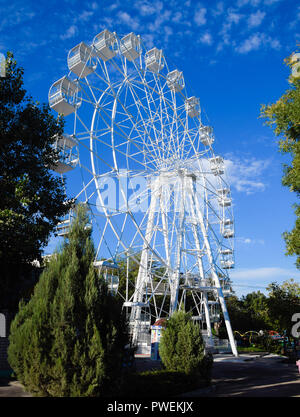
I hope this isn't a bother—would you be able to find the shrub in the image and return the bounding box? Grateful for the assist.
[159,310,213,382]
[8,204,128,396]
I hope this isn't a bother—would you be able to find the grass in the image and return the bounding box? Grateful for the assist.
[237,346,268,353]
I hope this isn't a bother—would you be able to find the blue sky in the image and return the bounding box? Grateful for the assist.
[1,0,300,297]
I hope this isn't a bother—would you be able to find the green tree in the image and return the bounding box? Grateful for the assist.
[266,279,300,335]
[260,49,300,267]
[8,204,129,397]
[0,52,71,310]
[241,291,270,330]
[159,310,212,381]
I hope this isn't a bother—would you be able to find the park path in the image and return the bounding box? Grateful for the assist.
[182,353,300,397]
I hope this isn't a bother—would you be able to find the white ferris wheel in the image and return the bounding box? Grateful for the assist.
[48,29,238,356]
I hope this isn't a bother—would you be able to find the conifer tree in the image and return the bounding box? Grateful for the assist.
[8,204,128,397]
[159,310,212,381]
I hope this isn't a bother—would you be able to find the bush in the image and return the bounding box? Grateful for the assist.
[8,204,129,396]
[159,310,213,383]
[122,369,209,398]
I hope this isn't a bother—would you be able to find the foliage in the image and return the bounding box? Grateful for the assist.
[8,204,129,397]
[266,279,300,335]
[0,52,71,310]
[159,310,212,382]
[260,48,300,267]
[122,369,209,398]
[219,280,300,354]
[224,293,271,333]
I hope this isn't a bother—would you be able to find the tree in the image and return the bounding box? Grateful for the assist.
[8,204,129,397]
[260,48,300,267]
[159,310,212,381]
[266,279,300,335]
[0,52,71,310]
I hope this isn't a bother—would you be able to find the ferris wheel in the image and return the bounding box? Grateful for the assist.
[48,29,238,356]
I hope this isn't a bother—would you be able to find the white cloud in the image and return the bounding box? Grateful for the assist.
[231,267,300,280]
[148,10,172,33]
[194,7,207,26]
[60,25,78,40]
[247,10,266,27]
[77,10,94,22]
[235,32,281,53]
[212,2,224,17]
[89,2,99,10]
[117,11,140,31]
[218,8,244,50]
[264,0,281,5]
[224,156,271,194]
[199,32,213,45]
[230,267,300,296]
[227,10,243,24]
[237,0,261,7]
[236,237,265,245]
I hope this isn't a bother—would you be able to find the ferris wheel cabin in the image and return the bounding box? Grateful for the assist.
[217,188,231,207]
[185,96,200,118]
[67,42,96,78]
[220,249,233,256]
[94,260,120,295]
[199,125,214,146]
[220,260,235,269]
[209,156,224,175]
[48,76,81,116]
[51,134,79,174]
[93,29,117,61]
[167,69,185,92]
[222,228,234,239]
[120,33,141,61]
[145,47,164,73]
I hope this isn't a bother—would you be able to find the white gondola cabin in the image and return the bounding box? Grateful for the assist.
[51,134,79,174]
[56,219,71,237]
[167,69,184,92]
[67,42,96,78]
[218,197,232,207]
[208,301,220,322]
[120,33,141,61]
[209,156,224,175]
[220,248,233,256]
[94,260,120,295]
[93,29,117,61]
[217,188,230,197]
[199,125,214,146]
[48,76,81,116]
[220,260,234,269]
[222,282,233,295]
[145,47,164,73]
[223,218,233,227]
[222,228,234,239]
[185,96,200,118]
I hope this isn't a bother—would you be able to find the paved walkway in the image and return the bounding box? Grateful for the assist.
[0,378,31,397]
[182,353,300,397]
